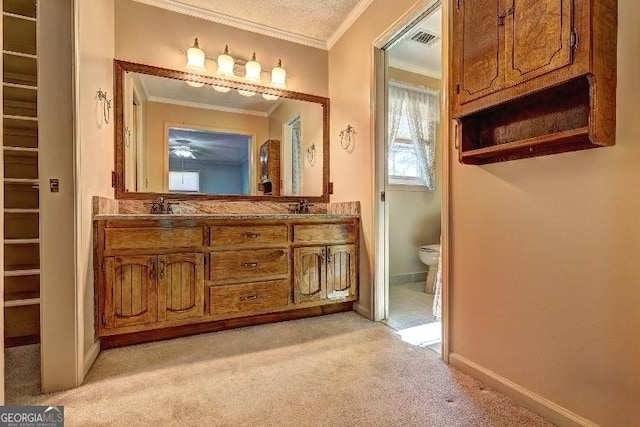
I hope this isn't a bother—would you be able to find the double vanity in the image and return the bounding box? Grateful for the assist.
[93,211,359,348]
[93,59,358,348]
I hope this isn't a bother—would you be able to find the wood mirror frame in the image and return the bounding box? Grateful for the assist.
[113,59,330,202]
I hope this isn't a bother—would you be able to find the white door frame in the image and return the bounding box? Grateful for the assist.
[371,0,451,362]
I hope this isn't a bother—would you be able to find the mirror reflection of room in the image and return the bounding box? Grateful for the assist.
[121,70,324,197]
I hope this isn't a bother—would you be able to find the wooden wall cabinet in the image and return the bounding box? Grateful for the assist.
[452,0,617,164]
[259,140,281,196]
[94,216,359,348]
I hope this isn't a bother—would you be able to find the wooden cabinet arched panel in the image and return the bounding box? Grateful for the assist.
[456,0,504,105]
[158,253,204,321]
[326,245,357,299]
[293,247,326,303]
[104,255,157,329]
[505,0,574,86]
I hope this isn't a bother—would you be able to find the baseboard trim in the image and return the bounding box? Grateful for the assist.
[83,340,101,379]
[353,302,372,320]
[449,353,598,427]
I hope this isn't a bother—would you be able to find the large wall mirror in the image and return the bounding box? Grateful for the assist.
[114,60,329,202]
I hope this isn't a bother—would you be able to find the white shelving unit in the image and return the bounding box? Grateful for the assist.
[3,0,40,345]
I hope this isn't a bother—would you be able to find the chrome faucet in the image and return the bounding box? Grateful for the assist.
[289,199,313,214]
[150,197,176,214]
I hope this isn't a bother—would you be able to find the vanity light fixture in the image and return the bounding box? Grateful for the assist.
[237,89,256,97]
[186,38,205,70]
[186,80,204,88]
[244,52,262,81]
[306,143,316,164]
[217,45,235,76]
[271,59,286,86]
[262,93,279,101]
[213,85,231,93]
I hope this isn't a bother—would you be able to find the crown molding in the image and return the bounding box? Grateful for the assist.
[147,95,269,117]
[389,58,441,79]
[326,0,375,49]
[132,0,327,50]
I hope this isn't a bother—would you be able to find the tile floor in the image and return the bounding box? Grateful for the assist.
[387,281,442,354]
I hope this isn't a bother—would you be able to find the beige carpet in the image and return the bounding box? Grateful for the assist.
[7,313,553,427]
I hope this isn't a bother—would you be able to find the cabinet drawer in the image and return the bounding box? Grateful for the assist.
[208,280,289,316]
[293,224,356,244]
[210,224,288,248]
[210,248,288,281]
[105,227,204,250]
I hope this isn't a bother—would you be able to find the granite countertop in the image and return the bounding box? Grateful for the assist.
[93,213,360,221]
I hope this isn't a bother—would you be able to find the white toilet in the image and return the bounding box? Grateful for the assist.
[419,244,440,293]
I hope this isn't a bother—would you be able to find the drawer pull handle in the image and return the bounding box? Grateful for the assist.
[244,233,261,238]
[240,294,259,301]
[242,262,260,268]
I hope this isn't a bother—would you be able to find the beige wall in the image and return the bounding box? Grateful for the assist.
[328,0,422,317]
[387,67,442,277]
[268,99,324,196]
[448,1,640,424]
[75,0,115,380]
[114,0,328,97]
[144,101,269,193]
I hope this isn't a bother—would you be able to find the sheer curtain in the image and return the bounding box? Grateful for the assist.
[388,81,440,190]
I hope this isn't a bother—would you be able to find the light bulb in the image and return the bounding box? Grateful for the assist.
[271,59,286,86]
[217,45,235,76]
[262,93,279,101]
[186,38,205,70]
[213,85,231,93]
[245,52,262,81]
[186,80,204,88]
[237,89,256,97]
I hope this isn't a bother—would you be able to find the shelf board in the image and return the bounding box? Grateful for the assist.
[3,114,38,122]
[4,238,39,245]
[3,81,37,91]
[461,127,591,160]
[2,50,37,59]
[2,12,37,22]
[4,290,39,307]
[4,178,38,184]
[4,208,39,213]
[4,268,40,277]
[3,146,38,153]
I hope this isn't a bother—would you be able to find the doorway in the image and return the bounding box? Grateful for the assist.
[374,1,447,356]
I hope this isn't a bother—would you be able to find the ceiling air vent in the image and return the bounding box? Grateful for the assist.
[409,30,439,46]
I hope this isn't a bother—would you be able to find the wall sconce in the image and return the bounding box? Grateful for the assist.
[306,143,316,164]
[339,125,356,150]
[182,38,287,88]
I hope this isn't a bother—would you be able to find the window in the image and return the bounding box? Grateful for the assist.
[168,171,200,192]
[388,112,425,186]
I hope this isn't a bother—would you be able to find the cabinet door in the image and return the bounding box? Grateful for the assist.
[326,245,357,300]
[504,0,573,86]
[454,0,505,105]
[293,247,326,303]
[104,255,157,329]
[157,253,204,322]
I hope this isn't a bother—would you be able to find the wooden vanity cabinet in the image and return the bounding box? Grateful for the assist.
[102,252,204,329]
[452,0,617,164]
[94,217,359,348]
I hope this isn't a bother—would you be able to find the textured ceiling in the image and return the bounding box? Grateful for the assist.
[389,8,442,77]
[163,0,363,42]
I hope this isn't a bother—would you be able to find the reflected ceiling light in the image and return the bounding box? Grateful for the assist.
[186,80,204,88]
[186,38,205,70]
[262,93,279,101]
[245,52,262,82]
[271,59,286,86]
[213,85,231,93]
[237,89,256,97]
[217,45,235,76]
